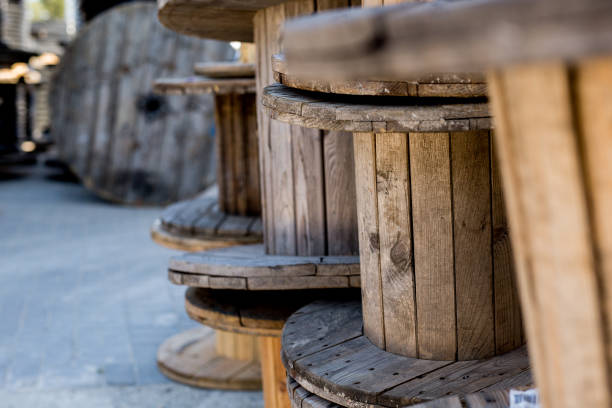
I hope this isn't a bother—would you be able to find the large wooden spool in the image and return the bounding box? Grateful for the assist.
[264,84,524,361]
[279,1,612,407]
[51,3,234,205]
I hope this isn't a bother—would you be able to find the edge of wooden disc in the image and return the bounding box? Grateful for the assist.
[194,62,256,78]
[272,54,487,98]
[157,328,262,390]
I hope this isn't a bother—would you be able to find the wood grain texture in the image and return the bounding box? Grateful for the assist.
[255,2,359,257]
[185,287,359,336]
[260,337,291,408]
[263,84,492,133]
[151,187,262,252]
[282,300,531,408]
[169,244,360,290]
[487,62,611,408]
[51,3,234,205]
[194,61,255,78]
[153,76,256,95]
[281,0,612,79]
[157,327,262,390]
[272,54,486,97]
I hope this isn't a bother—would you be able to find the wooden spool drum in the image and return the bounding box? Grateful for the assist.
[264,84,524,362]
[279,1,612,407]
[50,3,234,205]
[182,288,359,407]
[151,69,263,251]
[160,0,366,293]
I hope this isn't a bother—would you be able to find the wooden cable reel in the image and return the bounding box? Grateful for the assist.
[50,2,234,205]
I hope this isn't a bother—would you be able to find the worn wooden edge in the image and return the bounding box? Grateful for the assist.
[168,244,361,290]
[263,84,492,133]
[194,61,255,78]
[151,219,261,252]
[153,76,256,95]
[287,375,532,408]
[157,0,287,42]
[157,328,262,390]
[282,0,612,79]
[184,287,361,337]
[272,54,487,97]
[281,300,532,408]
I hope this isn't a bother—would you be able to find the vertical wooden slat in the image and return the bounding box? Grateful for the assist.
[324,131,359,256]
[244,93,261,215]
[259,336,290,408]
[451,130,494,360]
[353,132,385,349]
[490,136,523,354]
[575,57,612,392]
[215,330,259,362]
[410,132,456,361]
[375,133,417,357]
[293,126,326,255]
[231,92,248,215]
[488,63,609,408]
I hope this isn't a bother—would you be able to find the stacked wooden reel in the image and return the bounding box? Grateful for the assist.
[261,1,539,407]
[279,0,612,407]
[155,1,363,406]
[50,3,234,205]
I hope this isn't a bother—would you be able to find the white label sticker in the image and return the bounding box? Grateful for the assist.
[509,389,540,408]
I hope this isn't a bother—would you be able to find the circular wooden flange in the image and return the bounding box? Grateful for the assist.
[50,3,234,205]
[158,0,286,42]
[153,76,256,95]
[169,244,361,290]
[282,300,532,407]
[287,376,530,408]
[194,62,255,78]
[263,83,491,133]
[281,0,612,79]
[185,287,360,337]
[151,187,263,252]
[272,54,486,98]
[157,327,262,390]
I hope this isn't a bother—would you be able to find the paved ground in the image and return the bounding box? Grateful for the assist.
[0,164,263,407]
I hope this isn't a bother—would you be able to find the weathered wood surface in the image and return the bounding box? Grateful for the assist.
[287,376,528,408]
[487,60,612,408]
[194,61,255,78]
[273,54,486,97]
[157,0,289,42]
[51,3,234,205]
[282,300,532,408]
[185,287,359,336]
[151,187,263,252]
[157,327,262,390]
[261,337,292,408]
[169,244,361,290]
[281,0,612,79]
[154,76,256,95]
[255,0,360,258]
[263,84,491,133]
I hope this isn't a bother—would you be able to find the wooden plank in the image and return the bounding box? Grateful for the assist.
[490,137,523,354]
[353,132,385,349]
[374,133,416,357]
[487,63,609,408]
[324,130,359,255]
[410,132,456,360]
[292,126,326,255]
[575,58,612,376]
[451,130,494,360]
[260,336,291,408]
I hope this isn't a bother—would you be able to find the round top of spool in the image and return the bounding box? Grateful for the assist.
[154,76,256,95]
[281,0,612,79]
[272,54,486,98]
[263,83,492,133]
[185,287,359,337]
[194,61,255,78]
[157,0,287,42]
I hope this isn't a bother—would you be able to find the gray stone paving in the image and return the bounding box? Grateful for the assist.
[0,165,263,407]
